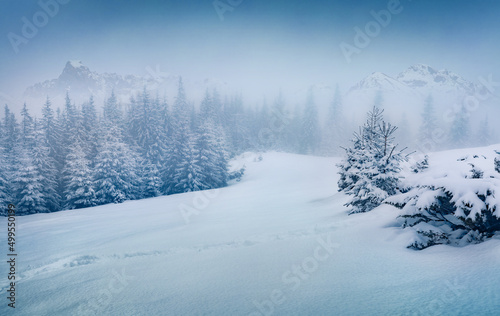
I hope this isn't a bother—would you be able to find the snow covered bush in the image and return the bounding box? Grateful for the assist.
[411,155,429,174]
[495,151,500,173]
[228,165,245,182]
[386,151,500,250]
[338,106,405,214]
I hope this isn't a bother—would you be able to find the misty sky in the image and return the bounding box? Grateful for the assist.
[1,0,500,100]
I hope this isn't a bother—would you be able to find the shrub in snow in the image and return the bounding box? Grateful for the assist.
[338,106,405,214]
[495,151,500,173]
[386,154,500,250]
[411,155,429,174]
[228,166,245,182]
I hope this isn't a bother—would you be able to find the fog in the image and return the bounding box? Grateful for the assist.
[2,2,500,314]
[1,0,500,150]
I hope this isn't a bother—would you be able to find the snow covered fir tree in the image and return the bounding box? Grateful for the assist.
[386,152,500,250]
[337,106,405,214]
[0,79,237,215]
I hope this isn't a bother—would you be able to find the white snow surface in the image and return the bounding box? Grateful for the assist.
[1,151,500,315]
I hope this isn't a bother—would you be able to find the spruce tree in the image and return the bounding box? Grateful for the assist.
[449,104,469,148]
[222,94,250,155]
[139,158,163,198]
[173,134,203,193]
[338,106,404,214]
[20,103,35,150]
[32,120,60,212]
[12,149,46,215]
[195,119,228,189]
[63,141,96,210]
[162,78,194,194]
[103,91,122,127]
[271,91,289,152]
[41,97,61,163]
[418,95,437,146]
[300,88,321,155]
[2,106,20,191]
[476,116,491,146]
[2,105,19,161]
[93,121,140,204]
[0,138,11,214]
[322,85,344,155]
[127,89,167,180]
[284,104,303,153]
[81,95,99,164]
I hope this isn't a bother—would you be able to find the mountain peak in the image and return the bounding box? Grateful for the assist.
[60,60,91,78]
[67,60,84,68]
[349,71,409,93]
[62,60,89,74]
[397,64,475,93]
[404,64,437,75]
[24,61,232,108]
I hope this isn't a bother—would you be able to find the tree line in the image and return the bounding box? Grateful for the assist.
[0,80,346,215]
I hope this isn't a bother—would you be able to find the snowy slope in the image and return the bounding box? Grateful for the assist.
[1,152,500,315]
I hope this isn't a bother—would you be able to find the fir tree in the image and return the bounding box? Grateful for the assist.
[195,119,229,189]
[271,91,289,152]
[495,152,500,174]
[63,141,96,210]
[449,104,469,148]
[128,88,167,167]
[93,121,140,204]
[32,120,60,212]
[396,112,412,150]
[322,85,344,155]
[418,95,437,146]
[81,95,99,164]
[162,78,194,194]
[41,97,65,199]
[12,149,46,215]
[2,105,20,188]
[284,104,303,153]
[222,94,250,155]
[139,158,163,198]
[173,134,203,193]
[20,103,35,150]
[338,106,404,214]
[476,116,491,146]
[2,105,19,160]
[62,91,81,144]
[0,141,11,214]
[300,88,321,154]
[103,90,122,126]
[40,97,61,162]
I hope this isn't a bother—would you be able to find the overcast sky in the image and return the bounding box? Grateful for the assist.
[1,0,500,100]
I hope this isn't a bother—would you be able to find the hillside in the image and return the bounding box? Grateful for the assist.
[1,151,499,315]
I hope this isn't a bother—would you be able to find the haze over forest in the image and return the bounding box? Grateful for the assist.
[1,0,499,123]
[2,1,500,315]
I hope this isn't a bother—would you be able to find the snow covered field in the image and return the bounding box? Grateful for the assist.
[1,151,500,315]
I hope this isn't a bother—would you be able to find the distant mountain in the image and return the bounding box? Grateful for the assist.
[396,64,478,94]
[24,60,231,107]
[347,64,480,97]
[343,64,487,126]
[348,72,414,94]
[21,62,494,130]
